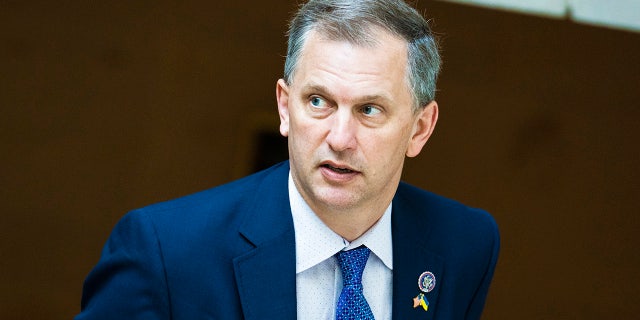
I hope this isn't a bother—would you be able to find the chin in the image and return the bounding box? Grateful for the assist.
[314,190,363,211]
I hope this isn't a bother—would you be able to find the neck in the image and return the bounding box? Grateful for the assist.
[313,202,389,242]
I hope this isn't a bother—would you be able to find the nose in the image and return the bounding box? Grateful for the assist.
[325,109,357,152]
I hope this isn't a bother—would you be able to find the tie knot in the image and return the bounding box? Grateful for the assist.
[336,246,371,286]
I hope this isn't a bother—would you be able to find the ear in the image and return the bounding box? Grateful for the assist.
[276,79,290,137]
[406,100,438,157]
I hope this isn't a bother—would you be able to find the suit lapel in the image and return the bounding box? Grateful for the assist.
[391,190,445,320]
[234,162,297,320]
[234,229,296,320]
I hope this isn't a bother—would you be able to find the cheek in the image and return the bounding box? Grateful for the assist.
[288,120,318,154]
[369,124,413,153]
[290,113,327,144]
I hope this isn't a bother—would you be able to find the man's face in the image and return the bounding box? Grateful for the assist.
[276,28,437,217]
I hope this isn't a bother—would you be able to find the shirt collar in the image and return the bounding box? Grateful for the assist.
[289,172,393,273]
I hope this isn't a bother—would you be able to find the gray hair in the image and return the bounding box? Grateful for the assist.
[284,0,441,110]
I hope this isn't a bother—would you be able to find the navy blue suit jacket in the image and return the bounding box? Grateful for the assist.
[76,161,499,319]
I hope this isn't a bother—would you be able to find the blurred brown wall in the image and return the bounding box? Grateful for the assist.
[1,1,638,319]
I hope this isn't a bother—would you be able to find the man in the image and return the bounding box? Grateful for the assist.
[76,0,499,319]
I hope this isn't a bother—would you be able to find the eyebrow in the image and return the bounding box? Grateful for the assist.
[300,83,392,105]
[300,83,331,96]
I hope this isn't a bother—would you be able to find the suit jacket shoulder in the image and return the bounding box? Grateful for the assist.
[76,161,297,320]
[394,182,498,254]
[391,182,500,320]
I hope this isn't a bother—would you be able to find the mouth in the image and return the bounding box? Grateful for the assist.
[320,162,358,174]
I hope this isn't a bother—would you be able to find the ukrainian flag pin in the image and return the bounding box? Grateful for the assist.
[413,293,429,311]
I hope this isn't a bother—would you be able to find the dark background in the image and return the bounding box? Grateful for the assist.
[2,1,638,319]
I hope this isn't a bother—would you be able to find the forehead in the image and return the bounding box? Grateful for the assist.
[298,26,408,72]
[292,28,412,104]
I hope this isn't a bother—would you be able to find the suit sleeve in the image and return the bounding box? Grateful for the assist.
[466,213,500,319]
[75,210,171,320]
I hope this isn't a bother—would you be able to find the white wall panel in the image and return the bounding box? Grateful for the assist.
[568,0,640,33]
[439,0,640,33]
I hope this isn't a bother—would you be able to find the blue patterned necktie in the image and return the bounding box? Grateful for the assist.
[335,246,375,320]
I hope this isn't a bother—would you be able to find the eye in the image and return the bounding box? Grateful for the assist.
[362,105,382,116]
[310,96,326,108]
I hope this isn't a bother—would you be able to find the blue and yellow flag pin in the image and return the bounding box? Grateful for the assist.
[413,293,429,311]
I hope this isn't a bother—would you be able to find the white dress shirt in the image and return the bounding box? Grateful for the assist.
[289,173,393,320]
